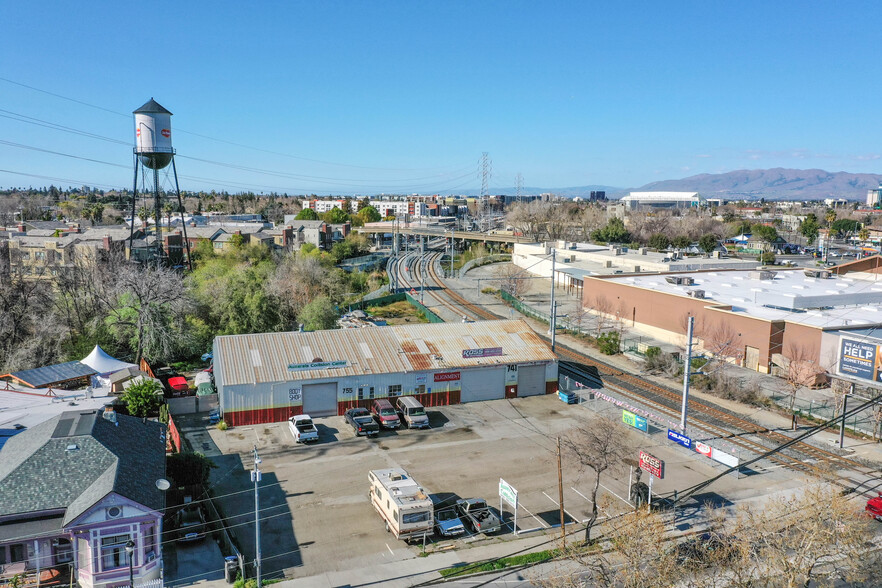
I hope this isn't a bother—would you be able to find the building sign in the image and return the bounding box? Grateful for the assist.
[288,360,348,371]
[288,388,301,402]
[622,410,648,432]
[838,338,882,382]
[639,451,664,479]
[462,347,503,359]
[667,429,692,449]
[415,374,427,385]
[434,372,461,382]
[505,364,518,385]
[499,478,518,508]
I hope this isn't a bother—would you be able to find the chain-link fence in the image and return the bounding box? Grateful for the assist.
[784,393,882,439]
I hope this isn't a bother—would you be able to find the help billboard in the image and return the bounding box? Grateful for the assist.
[838,337,882,383]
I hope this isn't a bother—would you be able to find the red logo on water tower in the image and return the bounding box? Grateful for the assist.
[136,129,141,137]
[161,129,171,138]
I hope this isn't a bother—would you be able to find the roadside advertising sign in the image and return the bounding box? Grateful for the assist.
[462,347,503,359]
[709,447,739,468]
[499,478,518,508]
[622,410,648,432]
[695,441,712,458]
[838,337,882,382]
[667,429,692,449]
[434,372,460,382]
[639,451,664,479]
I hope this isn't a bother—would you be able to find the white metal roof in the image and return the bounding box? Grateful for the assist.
[620,191,703,202]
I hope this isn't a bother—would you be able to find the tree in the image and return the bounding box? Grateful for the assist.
[591,217,631,244]
[750,223,778,251]
[830,218,861,239]
[824,209,837,225]
[648,233,670,251]
[295,208,319,221]
[562,416,632,543]
[799,213,820,246]
[121,379,163,418]
[495,263,528,298]
[322,207,349,224]
[357,205,381,224]
[780,342,823,429]
[163,202,175,228]
[858,227,870,242]
[166,452,216,487]
[298,296,339,331]
[137,206,150,227]
[698,234,718,256]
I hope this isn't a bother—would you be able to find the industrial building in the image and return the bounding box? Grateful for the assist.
[618,191,706,210]
[213,320,558,426]
[581,264,882,376]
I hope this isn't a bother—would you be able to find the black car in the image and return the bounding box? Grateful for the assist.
[345,408,379,437]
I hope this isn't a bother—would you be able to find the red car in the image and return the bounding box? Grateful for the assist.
[866,494,882,521]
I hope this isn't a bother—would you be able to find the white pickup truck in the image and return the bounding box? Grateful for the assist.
[288,415,319,443]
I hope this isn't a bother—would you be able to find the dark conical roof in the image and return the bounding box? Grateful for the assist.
[133,98,172,115]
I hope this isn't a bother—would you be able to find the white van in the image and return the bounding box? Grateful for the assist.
[369,468,433,542]
[396,396,430,429]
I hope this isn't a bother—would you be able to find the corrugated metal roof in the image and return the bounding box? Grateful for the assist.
[215,320,554,386]
[3,361,97,388]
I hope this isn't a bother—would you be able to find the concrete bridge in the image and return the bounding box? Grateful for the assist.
[355,225,534,245]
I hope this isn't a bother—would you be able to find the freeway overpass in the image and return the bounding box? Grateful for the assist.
[355,225,535,245]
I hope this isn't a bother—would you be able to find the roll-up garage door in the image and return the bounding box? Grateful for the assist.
[517,364,546,397]
[302,382,338,417]
[460,368,504,402]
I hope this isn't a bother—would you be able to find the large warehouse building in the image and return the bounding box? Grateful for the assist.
[213,320,558,426]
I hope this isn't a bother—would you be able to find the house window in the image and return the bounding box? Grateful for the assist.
[369,387,375,399]
[388,385,402,397]
[213,242,223,249]
[100,534,132,570]
[35,251,46,261]
[9,543,26,563]
[357,387,365,400]
[144,524,156,555]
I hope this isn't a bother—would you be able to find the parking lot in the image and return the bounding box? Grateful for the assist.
[191,390,791,581]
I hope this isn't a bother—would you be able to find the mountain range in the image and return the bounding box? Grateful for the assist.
[448,168,882,200]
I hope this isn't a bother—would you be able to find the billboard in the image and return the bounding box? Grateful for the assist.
[639,451,664,478]
[838,337,882,383]
[463,347,503,359]
[622,410,648,432]
[667,429,692,449]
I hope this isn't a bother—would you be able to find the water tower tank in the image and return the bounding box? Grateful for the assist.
[133,98,174,170]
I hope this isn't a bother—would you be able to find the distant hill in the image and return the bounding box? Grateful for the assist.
[636,168,882,201]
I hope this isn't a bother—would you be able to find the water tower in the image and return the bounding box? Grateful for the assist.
[128,98,191,269]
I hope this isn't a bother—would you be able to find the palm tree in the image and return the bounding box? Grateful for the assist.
[137,206,150,228]
[163,202,175,228]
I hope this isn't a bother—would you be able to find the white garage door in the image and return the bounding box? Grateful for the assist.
[302,382,338,417]
[517,364,546,397]
[460,368,504,403]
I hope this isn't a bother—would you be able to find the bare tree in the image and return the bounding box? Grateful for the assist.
[562,415,633,543]
[698,320,745,374]
[585,295,615,338]
[495,263,528,298]
[780,342,825,430]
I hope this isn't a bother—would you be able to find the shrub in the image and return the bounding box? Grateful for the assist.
[481,287,498,295]
[597,332,620,355]
[757,251,776,264]
[644,346,661,359]
[216,420,228,431]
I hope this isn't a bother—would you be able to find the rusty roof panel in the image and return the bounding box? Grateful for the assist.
[215,319,554,386]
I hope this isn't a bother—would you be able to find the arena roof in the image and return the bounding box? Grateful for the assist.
[214,319,555,386]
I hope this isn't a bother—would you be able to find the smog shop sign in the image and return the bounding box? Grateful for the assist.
[462,347,503,359]
[639,451,664,479]
[288,360,348,371]
[499,478,518,508]
[622,410,648,432]
[668,429,692,449]
[838,338,882,382]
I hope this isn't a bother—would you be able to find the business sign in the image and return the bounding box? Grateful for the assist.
[668,429,692,449]
[499,478,518,508]
[463,347,503,359]
[288,388,302,402]
[288,360,348,371]
[710,447,739,468]
[639,451,665,479]
[695,441,712,458]
[434,371,461,382]
[622,410,648,432]
[505,364,519,385]
[838,338,882,382]
[415,374,427,385]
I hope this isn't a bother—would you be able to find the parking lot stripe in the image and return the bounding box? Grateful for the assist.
[542,491,584,524]
[597,483,632,507]
[385,543,394,556]
[518,503,549,529]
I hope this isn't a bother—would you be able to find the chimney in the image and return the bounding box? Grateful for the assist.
[102,236,111,250]
[102,404,118,424]
[17,223,25,232]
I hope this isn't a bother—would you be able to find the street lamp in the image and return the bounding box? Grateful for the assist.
[125,540,135,588]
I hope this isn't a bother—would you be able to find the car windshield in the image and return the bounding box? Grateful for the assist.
[408,408,426,416]
[437,510,458,521]
[180,509,202,527]
[380,409,396,416]
[402,510,430,524]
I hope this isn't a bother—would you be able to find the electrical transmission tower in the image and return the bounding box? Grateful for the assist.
[479,152,492,231]
[516,173,524,203]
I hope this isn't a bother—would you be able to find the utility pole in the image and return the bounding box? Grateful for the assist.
[680,316,695,431]
[251,446,262,586]
[551,302,560,352]
[557,437,565,549]
[549,249,556,347]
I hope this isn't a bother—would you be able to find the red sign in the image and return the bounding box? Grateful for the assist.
[695,442,712,458]
[161,128,171,138]
[410,288,417,295]
[434,372,460,382]
[136,128,141,137]
[639,451,664,479]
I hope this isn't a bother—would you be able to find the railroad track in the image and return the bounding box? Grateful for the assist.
[404,249,881,486]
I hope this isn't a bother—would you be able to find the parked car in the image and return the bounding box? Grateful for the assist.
[866,493,882,521]
[434,507,466,537]
[371,399,401,429]
[456,498,501,534]
[396,397,430,429]
[345,408,379,437]
[288,414,319,443]
[176,505,206,542]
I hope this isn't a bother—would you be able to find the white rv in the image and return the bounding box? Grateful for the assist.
[369,468,433,542]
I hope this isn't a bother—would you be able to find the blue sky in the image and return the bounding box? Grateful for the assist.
[2,1,880,195]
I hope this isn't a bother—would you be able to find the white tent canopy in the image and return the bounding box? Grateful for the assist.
[81,346,137,376]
